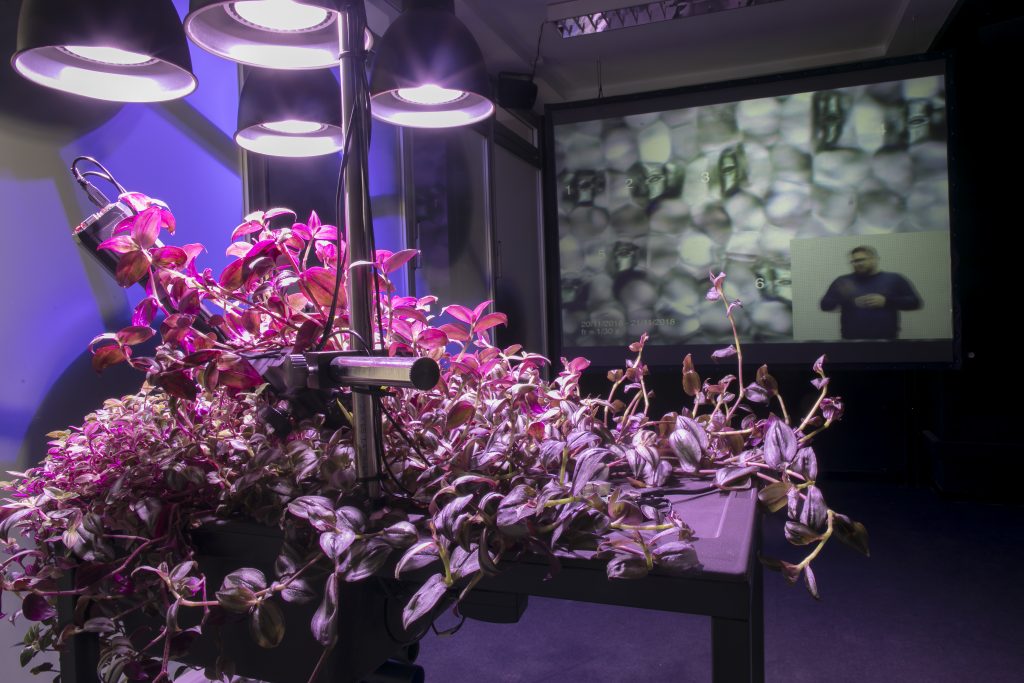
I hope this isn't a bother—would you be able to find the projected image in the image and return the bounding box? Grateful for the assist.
[553,74,951,348]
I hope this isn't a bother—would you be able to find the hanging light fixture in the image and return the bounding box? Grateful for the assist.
[235,67,343,157]
[11,0,196,103]
[369,0,493,128]
[185,0,372,70]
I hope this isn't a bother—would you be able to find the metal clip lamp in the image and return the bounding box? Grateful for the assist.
[11,0,196,103]
[369,0,494,128]
[236,68,344,157]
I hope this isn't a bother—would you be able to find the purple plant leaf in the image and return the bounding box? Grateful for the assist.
[653,541,700,573]
[473,312,508,333]
[218,259,246,291]
[22,593,55,621]
[230,219,263,241]
[115,249,150,287]
[382,249,418,275]
[606,555,649,580]
[800,486,827,530]
[116,326,154,347]
[792,446,818,480]
[300,267,344,307]
[91,345,127,373]
[813,354,826,374]
[249,601,285,648]
[745,383,769,404]
[811,377,829,390]
[571,448,608,496]
[784,521,823,546]
[711,345,736,360]
[132,297,158,327]
[151,245,187,268]
[442,304,474,325]
[416,328,449,351]
[402,573,449,630]
[803,564,820,599]
[311,574,338,647]
[445,401,475,431]
[344,540,392,582]
[394,541,440,579]
[319,529,356,560]
[833,514,870,557]
[764,418,797,469]
[97,235,138,254]
[131,208,162,249]
[669,429,702,473]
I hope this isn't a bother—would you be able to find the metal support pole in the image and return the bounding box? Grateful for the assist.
[339,6,381,499]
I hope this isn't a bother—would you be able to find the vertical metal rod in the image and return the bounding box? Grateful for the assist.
[339,7,381,499]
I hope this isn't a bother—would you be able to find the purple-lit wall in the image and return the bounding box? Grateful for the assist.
[0,0,241,473]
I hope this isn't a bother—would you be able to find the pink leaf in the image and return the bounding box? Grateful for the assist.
[92,345,127,372]
[313,224,339,242]
[446,401,475,431]
[151,245,187,268]
[181,243,205,268]
[183,350,221,366]
[177,289,201,315]
[415,328,449,351]
[300,267,344,307]
[131,207,162,248]
[226,241,251,258]
[307,210,322,231]
[217,360,263,390]
[231,219,264,241]
[158,370,198,400]
[97,235,138,254]
[566,357,591,374]
[219,259,246,290]
[245,239,278,261]
[116,325,155,346]
[115,250,150,287]
[292,320,323,354]
[263,207,296,222]
[132,297,158,327]
[159,208,176,234]
[443,305,474,325]
[472,300,493,320]
[437,323,470,342]
[382,249,418,275]
[473,312,507,333]
[291,222,312,241]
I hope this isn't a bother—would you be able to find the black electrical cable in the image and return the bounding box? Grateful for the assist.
[71,156,127,209]
[529,20,548,81]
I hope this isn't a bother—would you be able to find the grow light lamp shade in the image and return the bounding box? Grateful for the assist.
[235,67,344,157]
[11,0,196,102]
[370,0,493,129]
[185,0,361,69]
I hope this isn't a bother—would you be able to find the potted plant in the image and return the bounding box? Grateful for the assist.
[1,197,869,682]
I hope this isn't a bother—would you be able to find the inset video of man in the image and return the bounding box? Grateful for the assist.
[819,245,922,340]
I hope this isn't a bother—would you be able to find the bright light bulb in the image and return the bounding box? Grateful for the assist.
[396,84,465,106]
[262,120,325,134]
[385,110,476,128]
[64,46,151,66]
[232,1,330,32]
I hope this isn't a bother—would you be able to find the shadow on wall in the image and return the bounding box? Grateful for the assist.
[18,350,144,469]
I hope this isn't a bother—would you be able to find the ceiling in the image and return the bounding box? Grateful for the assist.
[371,0,962,106]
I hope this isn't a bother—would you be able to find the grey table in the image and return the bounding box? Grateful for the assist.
[59,485,762,683]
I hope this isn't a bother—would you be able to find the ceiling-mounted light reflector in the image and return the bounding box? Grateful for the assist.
[235,67,343,157]
[11,0,196,102]
[185,0,373,70]
[370,0,493,129]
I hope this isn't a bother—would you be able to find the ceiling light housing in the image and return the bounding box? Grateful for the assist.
[185,0,371,69]
[235,67,344,157]
[370,0,493,128]
[11,0,196,102]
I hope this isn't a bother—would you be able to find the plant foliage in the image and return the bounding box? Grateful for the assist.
[1,200,868,682]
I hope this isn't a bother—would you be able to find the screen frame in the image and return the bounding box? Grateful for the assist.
[542,53,961,371]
